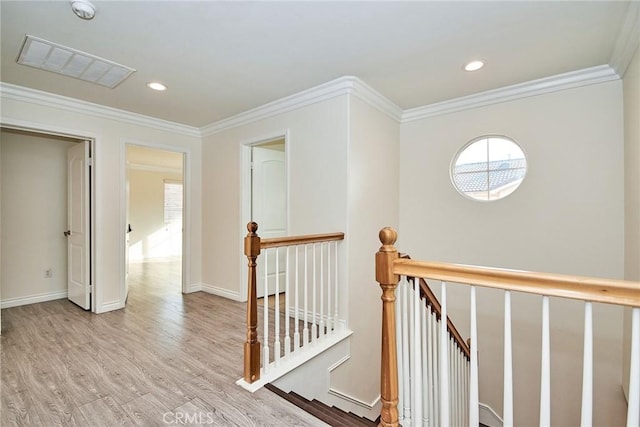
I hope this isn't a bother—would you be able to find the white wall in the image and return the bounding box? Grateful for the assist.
[622,44,640,400]
[0,92,202,313]
[399,81,625,426]
[128,168,183,262]
[330,96,400,404]
[0,129,75,305]
[201,96,349,300]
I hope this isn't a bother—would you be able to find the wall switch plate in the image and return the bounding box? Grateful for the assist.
[44,268,53,278]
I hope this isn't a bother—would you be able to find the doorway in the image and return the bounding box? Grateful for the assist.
[125,144,185,300]
[0,127,94,312]
[242,135,288,299]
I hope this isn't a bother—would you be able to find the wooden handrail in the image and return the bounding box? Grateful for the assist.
[261,232,344,249]
[392,259,640,308]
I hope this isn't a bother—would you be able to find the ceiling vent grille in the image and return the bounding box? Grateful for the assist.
[16,35,135,88]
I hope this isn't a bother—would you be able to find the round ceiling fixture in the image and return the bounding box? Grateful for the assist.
[71,0,96,20]
[147,82,168,91]
[464,60,485,72]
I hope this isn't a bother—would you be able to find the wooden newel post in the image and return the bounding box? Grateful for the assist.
[376,227,400,427]
[244,221,261,383]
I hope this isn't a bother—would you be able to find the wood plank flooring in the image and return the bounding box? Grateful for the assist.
[1,259,328,426]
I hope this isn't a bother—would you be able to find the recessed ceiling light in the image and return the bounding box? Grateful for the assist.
[147,82,167,91]
[70,0,96,20]
[464,60,485,72]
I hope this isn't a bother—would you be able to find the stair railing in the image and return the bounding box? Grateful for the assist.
[242,222,345,386]
[376,227,640,427]
[396,253,471,426]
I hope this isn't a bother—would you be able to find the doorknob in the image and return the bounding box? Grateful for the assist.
[64,230,71,237]
[127,224,133,233]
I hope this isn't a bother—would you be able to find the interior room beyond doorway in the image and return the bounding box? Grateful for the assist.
[126,145,185,298]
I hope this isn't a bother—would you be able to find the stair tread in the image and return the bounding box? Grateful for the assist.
[267,384,377,427]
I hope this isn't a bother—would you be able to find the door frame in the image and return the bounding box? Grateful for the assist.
[239,129,290,302]
[0,117,97,312]
[121,139,191,296]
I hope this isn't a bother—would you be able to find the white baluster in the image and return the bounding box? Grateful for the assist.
[440,281,449,427]
[396,277,405,423]
[581,302,592,426]
[470,286,479,427]
[422,299,429,427]
[327,242,332,333]
[504,291,513,427]
[263,249,270,372]
[413,280,423,426]
[426,305,434,427]
[312,243,317,342]
[540,296,551,426]
[433,310,440,426]
[402,279,411,421]
[303,245,309,345]
[627,307,640,427]
[274,248,281,365]
[284,247,291,357]
[294,246,300,350]
[334,241,339,331]
[319,243,325,338]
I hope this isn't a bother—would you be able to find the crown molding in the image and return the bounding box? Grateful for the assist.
[401,65,620,123]
[610,1,640,78]
[0,82,201,138]
[348,78,403,122]
[200,76,402,136]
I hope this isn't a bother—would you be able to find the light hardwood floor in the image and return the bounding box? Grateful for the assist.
[1,260,328,426]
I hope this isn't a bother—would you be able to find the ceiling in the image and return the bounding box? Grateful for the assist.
[0,1,635,128]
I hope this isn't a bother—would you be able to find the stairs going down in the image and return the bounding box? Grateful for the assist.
[265,383,379,427]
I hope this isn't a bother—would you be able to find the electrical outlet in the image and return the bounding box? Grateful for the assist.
[44,268,53,278]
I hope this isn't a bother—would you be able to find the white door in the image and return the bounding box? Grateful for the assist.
[125,170,131,300]
[252,145,286,298]
[67,141,91,309]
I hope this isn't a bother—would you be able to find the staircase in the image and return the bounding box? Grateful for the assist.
[265,383,379,427]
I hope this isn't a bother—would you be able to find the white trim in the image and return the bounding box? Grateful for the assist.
[185,283,202,293]
[201,76,401,136]
[237,328,353,392]
[239,130,290,303]
[0,290,68,309]
[402,65,620,123]
[200,283,243,301]
[0,83,200,137]
[126,163,182,174]
[350,78,403,121]
[0,117,100,314]
[610,2,640,78]
[479,402,504,427]
[121,139,191,302]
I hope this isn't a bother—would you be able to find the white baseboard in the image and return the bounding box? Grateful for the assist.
[1,290,67,309]
[200,283,243,301]
[479,402,504,427]
[185,283,202,293]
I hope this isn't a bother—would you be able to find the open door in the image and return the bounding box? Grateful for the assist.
[252,143,286,297]
[66,140,91,309]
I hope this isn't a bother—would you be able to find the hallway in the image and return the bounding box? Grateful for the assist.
[0,260,327,426]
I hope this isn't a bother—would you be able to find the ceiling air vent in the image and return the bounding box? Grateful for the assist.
[16,34,135,88]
